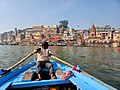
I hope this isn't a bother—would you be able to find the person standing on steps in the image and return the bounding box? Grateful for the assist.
[35,41,56,80]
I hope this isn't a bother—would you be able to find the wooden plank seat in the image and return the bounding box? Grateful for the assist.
[56,69,63,78]
[22,70,34,81]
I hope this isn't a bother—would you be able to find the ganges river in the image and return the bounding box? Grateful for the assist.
[0,45,120,89]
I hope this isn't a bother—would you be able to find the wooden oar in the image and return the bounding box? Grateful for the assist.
[0,50,37,75]
[51,55,82,72]
[51,56,81,72]
[51,56,74,68]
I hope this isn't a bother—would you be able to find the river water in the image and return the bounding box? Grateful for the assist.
[0,45,120,89]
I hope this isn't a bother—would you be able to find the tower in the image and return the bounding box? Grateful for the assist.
[90,23,96,36]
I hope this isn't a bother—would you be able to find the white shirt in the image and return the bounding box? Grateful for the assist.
[37,48,51,62]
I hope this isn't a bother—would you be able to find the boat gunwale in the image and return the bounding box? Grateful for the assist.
[9,79,71,89]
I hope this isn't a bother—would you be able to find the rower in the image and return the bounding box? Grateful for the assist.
[34,41,56,80]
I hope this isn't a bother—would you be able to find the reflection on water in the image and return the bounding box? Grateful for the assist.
[0,45,120,89]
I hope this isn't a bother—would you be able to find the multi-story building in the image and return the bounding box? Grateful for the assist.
[96,31,112,39]
[16,33,25,43]
[95,25,112,40]
[61,27,74,41]
[43,25,58,36]
[113,29,120,42]
[7,31,16,43]
[25,25,58,43]
[25,26,43,41]
[68,27,73,36]
[73,29,83,37]
[0,32,8,44]
[96,25,112,31]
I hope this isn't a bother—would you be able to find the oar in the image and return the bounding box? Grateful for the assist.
[51,56,81,72]
[0,50,37,75]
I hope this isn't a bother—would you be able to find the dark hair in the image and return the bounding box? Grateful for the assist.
[42,41,48,47]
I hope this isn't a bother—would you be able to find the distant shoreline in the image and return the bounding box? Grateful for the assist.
[0,42,120,47]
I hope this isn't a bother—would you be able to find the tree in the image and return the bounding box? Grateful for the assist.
[59,20,68,30]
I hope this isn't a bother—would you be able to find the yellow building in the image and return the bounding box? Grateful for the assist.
[25,25,58,43]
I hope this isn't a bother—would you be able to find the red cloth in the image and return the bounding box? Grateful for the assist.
[72,66,82,72]
[72,66,79,72]
[52,36,58,42]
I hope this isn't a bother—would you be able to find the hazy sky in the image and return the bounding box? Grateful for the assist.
[0,0,120,33]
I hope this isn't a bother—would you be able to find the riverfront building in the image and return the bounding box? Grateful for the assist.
[113,30,120,42]
[24,25,58,45]
[96,25,112,39]
[0,23,120,47]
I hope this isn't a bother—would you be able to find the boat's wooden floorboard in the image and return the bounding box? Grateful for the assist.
[22,70,33,80]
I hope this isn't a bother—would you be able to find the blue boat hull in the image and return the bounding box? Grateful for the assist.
[0,60,117,90]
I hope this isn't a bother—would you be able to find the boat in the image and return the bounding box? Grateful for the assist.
[118,48,120,52]
[0,56,117,90]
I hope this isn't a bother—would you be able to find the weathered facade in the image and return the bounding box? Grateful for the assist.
[95,25,112,39]
[25,25,58,43]
[7,31,15,43]
[113,31,120,42]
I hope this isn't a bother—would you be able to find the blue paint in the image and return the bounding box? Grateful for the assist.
[0,82,12,90]
[10,79,71,89]
[0,70,4,75]
[0,62,36,87]
[0,60,117,90]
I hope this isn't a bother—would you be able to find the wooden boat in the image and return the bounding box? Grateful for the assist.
[0,57,117,90]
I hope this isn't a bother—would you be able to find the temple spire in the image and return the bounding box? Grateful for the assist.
[90,23,96,36]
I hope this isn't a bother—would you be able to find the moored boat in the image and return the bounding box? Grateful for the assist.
[118,48,120,52]
[0,57,117,90]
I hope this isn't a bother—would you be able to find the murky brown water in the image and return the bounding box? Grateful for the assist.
[0,45,120,89]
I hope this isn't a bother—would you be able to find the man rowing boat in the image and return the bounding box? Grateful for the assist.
[35,41,56,80]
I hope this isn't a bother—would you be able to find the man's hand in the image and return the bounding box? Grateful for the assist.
[48,53,53,56]
[34,48,41,53]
